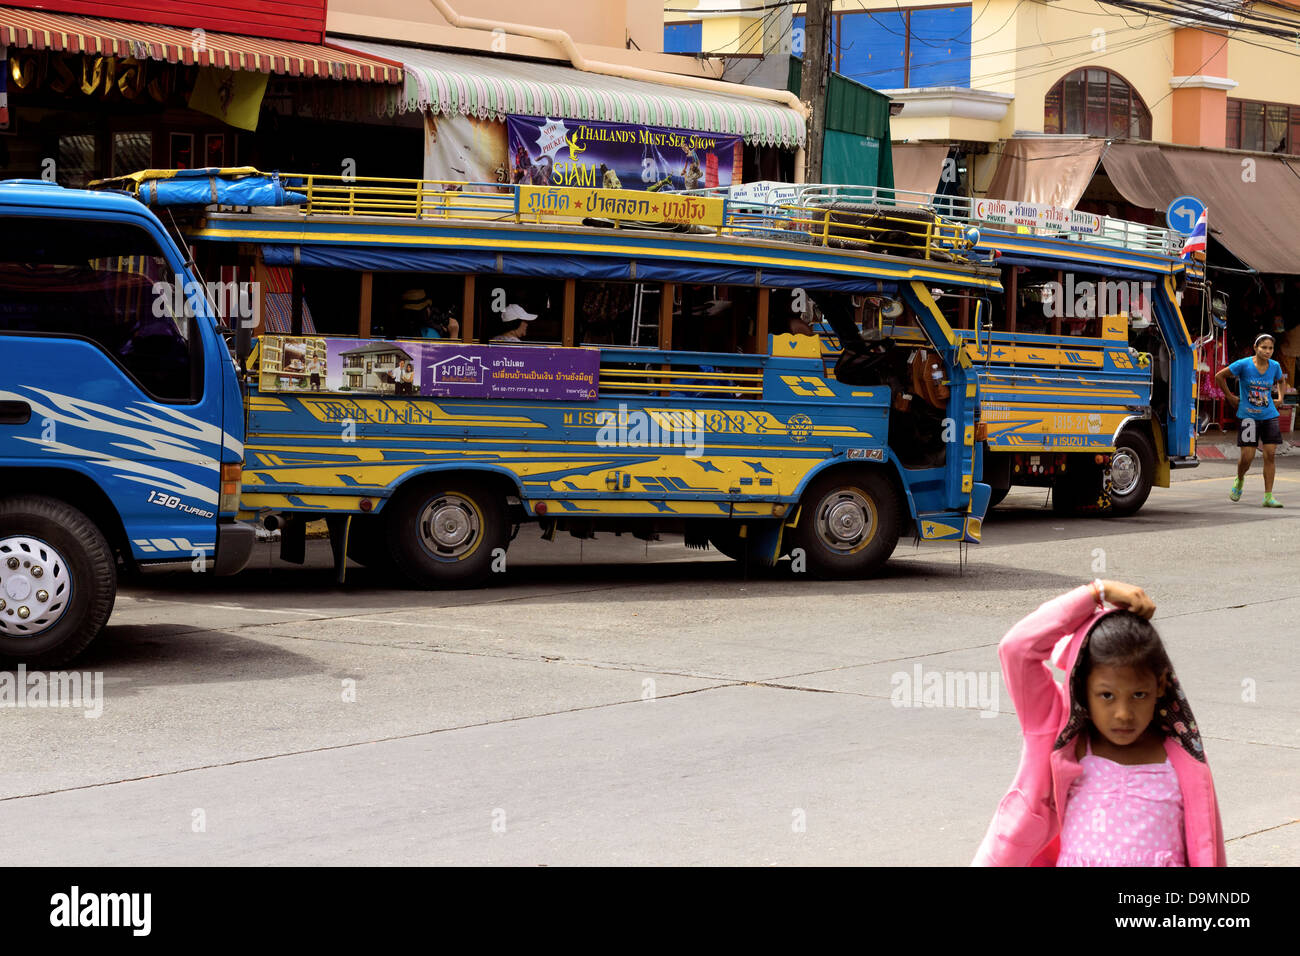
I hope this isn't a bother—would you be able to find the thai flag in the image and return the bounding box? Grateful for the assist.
[1181,208,1207,259]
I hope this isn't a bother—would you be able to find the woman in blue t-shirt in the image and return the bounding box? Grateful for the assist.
[1215,333,1287,507]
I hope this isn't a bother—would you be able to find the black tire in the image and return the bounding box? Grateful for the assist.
[0,496,116,666]
[1052,459,1112,516]
[987,485,1010,509]
[706,523,779,569]
[346,516,396,572]
[789,469,902,578]
[1109,430,1156,516]
[384,477,508,588]
[1050,477,1081,515]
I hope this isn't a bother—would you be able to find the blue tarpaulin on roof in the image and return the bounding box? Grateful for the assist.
[125,169,307,208]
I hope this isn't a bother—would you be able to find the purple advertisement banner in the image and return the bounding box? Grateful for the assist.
[421,343,599,401]
[305,338,598,401]
[507,114,743,192]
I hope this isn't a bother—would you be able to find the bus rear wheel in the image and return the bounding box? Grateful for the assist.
[385,478,508,588]
[0,496,115,666]
[789,470,901,578]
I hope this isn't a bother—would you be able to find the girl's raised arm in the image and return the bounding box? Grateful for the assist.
[998,584,1102,734]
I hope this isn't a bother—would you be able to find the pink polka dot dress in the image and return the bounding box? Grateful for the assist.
[1057,736,1187,867]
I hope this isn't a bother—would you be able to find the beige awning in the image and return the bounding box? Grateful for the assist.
[890,143,950,195]
[1100,142,1300,275]
[984,138,1106,208]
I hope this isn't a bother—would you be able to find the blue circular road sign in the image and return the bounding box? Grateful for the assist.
[1166,195,1205,236]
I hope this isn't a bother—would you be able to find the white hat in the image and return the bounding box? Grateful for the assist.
[503,303,537,324]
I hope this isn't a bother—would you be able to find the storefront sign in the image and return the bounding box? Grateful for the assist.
[506,114,743,192]
[6,50,175,103]
[519,185,724,227]
[258,336,599,402]
[974,198,1101,235]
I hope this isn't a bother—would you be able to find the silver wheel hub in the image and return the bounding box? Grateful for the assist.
[0,537,71,638]
[816,491,874,551]
[418,496,480,557]
[1110,449,1140,497]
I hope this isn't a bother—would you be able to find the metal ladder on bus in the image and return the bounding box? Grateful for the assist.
[630,283,659,346]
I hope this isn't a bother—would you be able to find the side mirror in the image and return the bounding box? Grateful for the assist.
[1210,292,1228,319]
[235,322,253,367]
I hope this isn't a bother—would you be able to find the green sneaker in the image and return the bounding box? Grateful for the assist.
[1263,493,1283,508]
[1230,478,1243,502]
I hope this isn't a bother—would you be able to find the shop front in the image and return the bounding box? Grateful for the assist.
[0,6,403,185]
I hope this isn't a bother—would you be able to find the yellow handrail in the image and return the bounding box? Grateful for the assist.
[177,170,975,261]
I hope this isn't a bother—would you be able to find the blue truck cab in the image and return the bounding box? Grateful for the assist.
[0,180,252,665]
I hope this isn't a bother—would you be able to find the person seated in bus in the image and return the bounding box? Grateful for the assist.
[786,313,816,336]
[490,303,538,343]
[401,288,460,340]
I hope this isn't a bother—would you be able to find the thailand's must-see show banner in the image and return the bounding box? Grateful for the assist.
[506,115,743,192]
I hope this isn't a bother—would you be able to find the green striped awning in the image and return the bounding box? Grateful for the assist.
[332,39,805,149]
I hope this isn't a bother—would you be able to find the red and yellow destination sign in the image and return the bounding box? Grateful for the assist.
[519,185,724,228]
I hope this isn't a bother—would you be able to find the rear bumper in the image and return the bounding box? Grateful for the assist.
[1168,456,1200,469]
[213,519,256,575]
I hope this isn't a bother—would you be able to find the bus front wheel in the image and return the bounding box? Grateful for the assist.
[1108,431,1156,516]
[790,470,901,578]
[386,479,508,588]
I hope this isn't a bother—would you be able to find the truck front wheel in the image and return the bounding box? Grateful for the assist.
[0,496,116,666]
[789,470,902,578]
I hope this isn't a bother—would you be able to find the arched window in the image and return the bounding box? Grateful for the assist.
[1044,68,1151,139]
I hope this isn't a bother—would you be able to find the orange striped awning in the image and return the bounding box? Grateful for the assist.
[0,7,403,83]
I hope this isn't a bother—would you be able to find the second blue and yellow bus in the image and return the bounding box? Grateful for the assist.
[720,183,1207,516]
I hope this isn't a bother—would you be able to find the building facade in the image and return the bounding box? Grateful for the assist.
[664,1,1300,187]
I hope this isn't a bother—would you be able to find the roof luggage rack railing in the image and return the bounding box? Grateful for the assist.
[113,169,978,262]
[684,182,1192,260]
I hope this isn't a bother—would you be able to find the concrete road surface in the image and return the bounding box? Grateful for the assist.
[2,455,1296,865]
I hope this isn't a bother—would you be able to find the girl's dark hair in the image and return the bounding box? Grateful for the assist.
[1072,611,1172,701]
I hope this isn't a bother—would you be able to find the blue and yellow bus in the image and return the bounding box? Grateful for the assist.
[131,171,1006,585]
[721,184,1206,516]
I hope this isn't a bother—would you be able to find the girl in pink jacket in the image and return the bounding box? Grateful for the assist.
[974,581,1226,866]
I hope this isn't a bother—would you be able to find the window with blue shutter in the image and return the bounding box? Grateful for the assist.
[794,7,971,90]
[664,21,702,54]
[836,11,907,89]
[908,7,971,88]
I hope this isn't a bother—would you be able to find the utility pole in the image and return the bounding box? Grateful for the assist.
[800,0,831,183]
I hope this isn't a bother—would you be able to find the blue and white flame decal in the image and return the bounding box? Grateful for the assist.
[0,386,241,505]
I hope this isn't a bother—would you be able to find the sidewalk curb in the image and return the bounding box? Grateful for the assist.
[1195,439,1300,460]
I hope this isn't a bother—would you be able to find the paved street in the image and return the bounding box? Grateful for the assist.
[3,450,1297,866]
